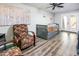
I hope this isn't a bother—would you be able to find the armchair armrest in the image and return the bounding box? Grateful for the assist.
[28,31,36,46]
[28,31,35,36]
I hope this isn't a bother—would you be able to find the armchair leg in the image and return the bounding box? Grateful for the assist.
[33,42,35,46]
[33,34,36,46]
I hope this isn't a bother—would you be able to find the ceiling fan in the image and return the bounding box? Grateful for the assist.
[48,3,64,10]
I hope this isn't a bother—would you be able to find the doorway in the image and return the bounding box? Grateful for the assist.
[61,15,77,32]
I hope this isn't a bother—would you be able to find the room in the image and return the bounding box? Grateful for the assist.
[0,3,79,56]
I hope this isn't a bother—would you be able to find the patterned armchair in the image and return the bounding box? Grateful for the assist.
[13,24,35,50]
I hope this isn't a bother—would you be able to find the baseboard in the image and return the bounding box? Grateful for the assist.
[60,30,77,34]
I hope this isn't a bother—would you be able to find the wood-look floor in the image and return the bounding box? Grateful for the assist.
[22,32,77,56]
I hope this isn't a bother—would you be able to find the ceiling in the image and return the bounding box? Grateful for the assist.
[25,3,79,13]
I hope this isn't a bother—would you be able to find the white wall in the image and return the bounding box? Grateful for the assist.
[0,4,54,41]
[54,10,79,32]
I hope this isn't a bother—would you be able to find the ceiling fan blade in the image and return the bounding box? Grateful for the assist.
[52,6,55,10]
[58,3,64,5]
[57,6,64,8]
[50,3,57,6]
[53,3,57,6]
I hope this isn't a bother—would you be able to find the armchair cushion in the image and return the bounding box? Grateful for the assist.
[21,35,34,49]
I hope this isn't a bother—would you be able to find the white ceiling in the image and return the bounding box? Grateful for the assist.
[25,3,79,13]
